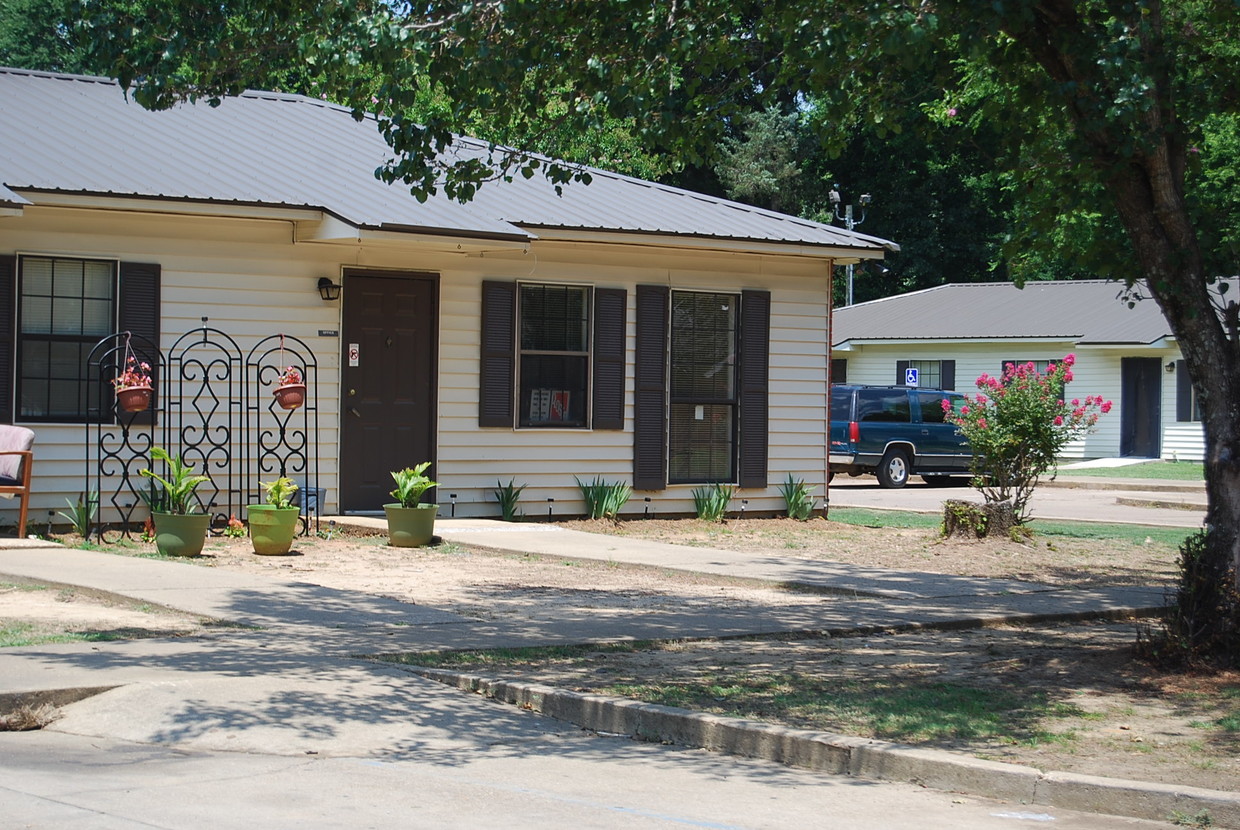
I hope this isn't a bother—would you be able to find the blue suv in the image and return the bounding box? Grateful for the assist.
[829,385,972,488]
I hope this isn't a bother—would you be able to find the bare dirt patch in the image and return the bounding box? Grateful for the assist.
[7,519,1232,794]
[557,516,1181,588]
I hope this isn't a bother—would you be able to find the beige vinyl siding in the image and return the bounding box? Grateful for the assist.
[3,204,838,525]
[435,245,831,518]
[2,207,345,525]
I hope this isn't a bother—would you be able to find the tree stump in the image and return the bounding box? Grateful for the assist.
[942,499,1017,539]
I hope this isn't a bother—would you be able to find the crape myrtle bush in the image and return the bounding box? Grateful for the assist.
[945,355,1111,523]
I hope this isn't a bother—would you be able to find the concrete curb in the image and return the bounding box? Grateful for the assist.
[410,667,1240,828]
[1045,478,1205,494]
[1116,496,1208,512]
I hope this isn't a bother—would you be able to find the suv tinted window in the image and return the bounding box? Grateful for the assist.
[856,389,910,422]
[916,391,953,424]
[829,390,852,422]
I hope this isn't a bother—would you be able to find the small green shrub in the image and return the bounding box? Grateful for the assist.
[778,474,816,520]
[389,462,438,507]
[692,483,735,522]
[576,476,631,520]
[57,492,98,536]
[140,448,211,515]
[493,479,527,521]
[261,477,299,508]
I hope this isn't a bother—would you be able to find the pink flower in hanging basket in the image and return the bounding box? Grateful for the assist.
[276,365,303,386]
[112,356,153,391]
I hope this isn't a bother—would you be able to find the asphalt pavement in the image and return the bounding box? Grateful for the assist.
[0,472,1230,830]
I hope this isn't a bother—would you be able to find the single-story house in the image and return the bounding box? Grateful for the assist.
[831,280,1206,461]
[0,67,894,525]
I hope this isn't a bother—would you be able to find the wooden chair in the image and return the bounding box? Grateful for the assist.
[0,425,35,537]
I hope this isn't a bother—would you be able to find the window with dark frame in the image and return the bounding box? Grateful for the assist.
[517,283,591,428]
[668,290,737,483]
[17,255,116,423]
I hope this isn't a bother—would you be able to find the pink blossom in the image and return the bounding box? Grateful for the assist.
[1063,354,1075,366]
[1054,415,1064,426]
[941,398,951,412]
[960,405,970,415]
[1064,369,1074,382]
[1070,398,1080,407]
[976,394,988,404]
[1073,407,1086,418]
[977,418,988,429]
[1101,401,1112,414]
[948,107,959,117]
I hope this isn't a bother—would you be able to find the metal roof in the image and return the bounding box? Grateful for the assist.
[832,281,1175,346]
[0,67,895,253]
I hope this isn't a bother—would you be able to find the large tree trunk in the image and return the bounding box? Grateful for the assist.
[1009,2,1240,654]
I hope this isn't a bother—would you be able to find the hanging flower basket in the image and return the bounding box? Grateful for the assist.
[273,382,306,410]
[112,344,154,413]
[272,364,305,410]
[116,384,153,413]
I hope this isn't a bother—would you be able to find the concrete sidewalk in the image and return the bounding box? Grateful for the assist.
[1,519,1232,828]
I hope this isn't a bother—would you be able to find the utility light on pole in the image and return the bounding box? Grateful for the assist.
[829,185,871,306]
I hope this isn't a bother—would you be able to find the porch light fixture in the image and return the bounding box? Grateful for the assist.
[317,277,342,301]
[1166,362,1176,373]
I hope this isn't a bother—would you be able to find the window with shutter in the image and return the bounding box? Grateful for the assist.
[480,281,626,430]
[2,256,160,425]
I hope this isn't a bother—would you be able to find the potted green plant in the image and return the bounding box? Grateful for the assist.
[272,365,305,410]
[247,476,300,555]
[140,447,212,556]
[384,462,438,547]
[113,354,153,413]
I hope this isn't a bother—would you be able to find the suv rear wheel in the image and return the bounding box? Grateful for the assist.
[877,448,911,489]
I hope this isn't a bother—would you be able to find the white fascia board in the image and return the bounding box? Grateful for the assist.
[832,336,1076,348]
[533,228,887,260]
[16,191,323,222]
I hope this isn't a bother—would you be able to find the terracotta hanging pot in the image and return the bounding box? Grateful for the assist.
[273,383,306,411]
[116,385,153,413]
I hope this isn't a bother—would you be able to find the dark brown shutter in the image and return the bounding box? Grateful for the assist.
[118,262,162,426]
[479,281,515,427]
[896,360,909,386]
[738,289,770,489]
[1176,360,1192,421]
[940,360,956,391]
[0,255,13,424]
[830,358,847,385]
[592,287,626,430]
[633,284,668,490]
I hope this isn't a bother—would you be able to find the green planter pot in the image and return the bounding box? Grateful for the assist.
[383,503,438,548]
[247,504,301,555]
[152,512,212,557]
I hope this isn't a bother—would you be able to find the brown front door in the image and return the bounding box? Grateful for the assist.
[339,270,439,511]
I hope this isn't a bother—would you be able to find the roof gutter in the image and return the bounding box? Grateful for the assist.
[525,227,892,260]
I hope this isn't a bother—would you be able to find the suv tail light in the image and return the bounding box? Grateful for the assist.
[849,421,860,443]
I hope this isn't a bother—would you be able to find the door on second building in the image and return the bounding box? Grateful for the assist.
[1120,357,1161,458]
[338,270,439,512]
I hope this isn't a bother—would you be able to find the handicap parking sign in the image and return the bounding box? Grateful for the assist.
[905,367,919,387]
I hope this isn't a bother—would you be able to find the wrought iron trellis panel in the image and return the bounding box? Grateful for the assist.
[87,321,320,539]
[246,333,320,533]
[165,320,245,531]
[86,331,164,541]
